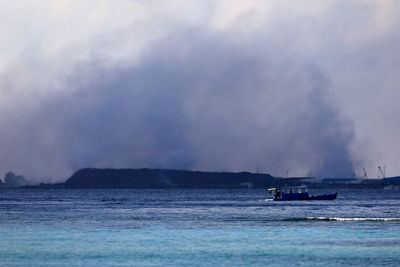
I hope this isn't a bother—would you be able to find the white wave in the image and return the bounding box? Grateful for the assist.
[306,217,400,221]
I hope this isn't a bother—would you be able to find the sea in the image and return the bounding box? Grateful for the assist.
[1,188,400,266]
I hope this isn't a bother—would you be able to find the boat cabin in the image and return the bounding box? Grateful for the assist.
[268,186,309,201]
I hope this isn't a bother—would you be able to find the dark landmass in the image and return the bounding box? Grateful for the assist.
[64,168,281,189]
[16,168,400,189]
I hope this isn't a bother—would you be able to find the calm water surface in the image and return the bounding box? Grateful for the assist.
[1,188,400,266]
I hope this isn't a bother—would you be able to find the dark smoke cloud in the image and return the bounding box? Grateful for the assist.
[0,28,356,181]
[2,1,400,181]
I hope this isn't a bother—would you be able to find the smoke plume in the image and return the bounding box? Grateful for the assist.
[0,1,399,181]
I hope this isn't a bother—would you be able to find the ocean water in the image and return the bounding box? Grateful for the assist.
[1,188,400,266]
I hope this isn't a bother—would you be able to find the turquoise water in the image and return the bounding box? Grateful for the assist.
[1,189,400,266]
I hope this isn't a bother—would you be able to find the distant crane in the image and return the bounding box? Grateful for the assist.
[256,162,264,174]
[362,167,367,178]
[351,167,356,178]
[378,165,386,179]
[281,167,289,178]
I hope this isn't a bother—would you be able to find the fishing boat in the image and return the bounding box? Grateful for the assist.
[268,186,337,201]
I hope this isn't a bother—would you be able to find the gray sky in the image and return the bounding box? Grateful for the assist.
[0,0,399,181]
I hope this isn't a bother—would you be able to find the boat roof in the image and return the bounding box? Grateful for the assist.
[268,185,308,190]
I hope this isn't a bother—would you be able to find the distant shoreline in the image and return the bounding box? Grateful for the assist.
[13,168,400,189]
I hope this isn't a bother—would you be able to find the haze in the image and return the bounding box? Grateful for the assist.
[0,1,399,182]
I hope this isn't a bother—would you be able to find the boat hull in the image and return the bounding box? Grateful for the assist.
[274,192,337,201]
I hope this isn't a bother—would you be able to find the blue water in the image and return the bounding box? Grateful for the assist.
[1,188,400,266]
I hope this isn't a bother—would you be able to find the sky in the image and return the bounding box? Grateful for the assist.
[0,0,399,182]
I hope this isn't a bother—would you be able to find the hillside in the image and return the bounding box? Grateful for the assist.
[64,168,281,189]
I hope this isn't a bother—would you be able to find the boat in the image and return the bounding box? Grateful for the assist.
[268,186,337,201]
